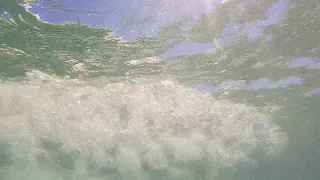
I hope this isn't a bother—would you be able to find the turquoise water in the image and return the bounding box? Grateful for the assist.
[0,0,320,179]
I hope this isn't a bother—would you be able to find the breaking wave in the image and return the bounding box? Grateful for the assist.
[0,70,287,180]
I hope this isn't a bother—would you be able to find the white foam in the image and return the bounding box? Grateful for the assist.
[125,56,161,66]
[0,70,287,179]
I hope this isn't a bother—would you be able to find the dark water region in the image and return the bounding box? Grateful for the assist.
[0,0,320,179]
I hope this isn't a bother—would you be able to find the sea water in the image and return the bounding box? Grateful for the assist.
[0,0,320,179]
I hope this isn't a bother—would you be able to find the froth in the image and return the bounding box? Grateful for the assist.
[0,70,287,179]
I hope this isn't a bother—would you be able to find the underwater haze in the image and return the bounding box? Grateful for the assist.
[0,0,320,179]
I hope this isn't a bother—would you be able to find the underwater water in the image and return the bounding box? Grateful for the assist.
[0,0,320,179]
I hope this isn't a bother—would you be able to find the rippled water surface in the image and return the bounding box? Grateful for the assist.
[0,0,320,179]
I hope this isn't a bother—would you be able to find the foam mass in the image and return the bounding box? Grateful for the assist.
[0,70,287,179]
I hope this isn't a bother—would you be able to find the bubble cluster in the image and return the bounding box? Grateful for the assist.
[0,70,287,180]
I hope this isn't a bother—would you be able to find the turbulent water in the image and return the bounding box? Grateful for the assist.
[0,0,320,179]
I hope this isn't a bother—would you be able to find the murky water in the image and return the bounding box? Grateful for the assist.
[0,0,319,179]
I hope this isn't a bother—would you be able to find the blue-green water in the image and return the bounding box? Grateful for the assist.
[0,0,320,179]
